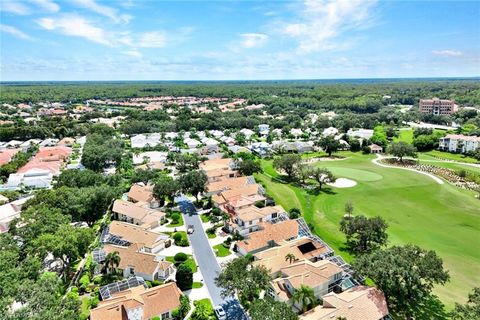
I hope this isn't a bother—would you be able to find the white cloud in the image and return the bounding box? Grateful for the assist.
[71,0,132,23]
[432,49,462,57]
[37,14,113,46]
[1,1,31,15]
[0,24,32,40]
[240,33,268,48]
[283,0,378,53]
[138,32,167,48]
[124,50,142,58]
[30,0,60,13]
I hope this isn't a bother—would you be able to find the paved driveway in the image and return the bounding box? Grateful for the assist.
[176,196,248,320]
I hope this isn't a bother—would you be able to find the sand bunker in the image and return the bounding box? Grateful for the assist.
[327,178,357,188]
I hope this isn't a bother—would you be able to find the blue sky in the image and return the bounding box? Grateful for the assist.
[0,0,479,81]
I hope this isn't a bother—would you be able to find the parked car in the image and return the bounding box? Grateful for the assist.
[187,225,195,234]
[214,305,227,320]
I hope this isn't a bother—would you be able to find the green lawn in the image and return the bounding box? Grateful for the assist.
[166,255,197,273]
[190,299,214,319]
[255,152,480,308]
[200,214,211,223]
[394,128,414,143]
[213,243,232,257]
[79,297,90,320]
[192,282,204,289]
[167,214,184,227]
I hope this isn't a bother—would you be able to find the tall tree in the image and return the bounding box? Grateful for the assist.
[310,167,336,190]
[340,215,388,253]
[353,245,450,317]
[318,135,341,157]
[292,285,318,313]
[285,253,297,264]
[296,163,313,184]
[176,264,193,291]
[249,298,298,320]
[103,251,121,275]
[236,159,262,176]
[387,141,417,162]
[215,257,271,302]
[178,170,208,203]
[273,154,301,181]
[153,175,179,206]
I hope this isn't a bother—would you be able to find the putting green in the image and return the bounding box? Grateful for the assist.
[321,166,383,182]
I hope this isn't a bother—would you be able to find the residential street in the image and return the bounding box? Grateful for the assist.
[176,196,248,320]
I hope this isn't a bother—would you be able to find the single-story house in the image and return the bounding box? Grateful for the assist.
[369,144,383,154]
[112,199,165,228]
[90,282,182,320]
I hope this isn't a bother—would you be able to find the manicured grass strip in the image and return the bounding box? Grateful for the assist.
[200,214,211,223]
[422,150,480,163]
[192,282,203,289]
[213,243,231,257]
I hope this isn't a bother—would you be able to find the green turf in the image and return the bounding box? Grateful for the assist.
[255,152,480,308]
[167,215,184,227]
[166,255,198,273]
[192,282,204,289]
[213,243,232,257]
[394,128,414,143]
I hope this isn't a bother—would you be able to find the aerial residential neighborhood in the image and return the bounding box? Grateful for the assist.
[1,0,480,320]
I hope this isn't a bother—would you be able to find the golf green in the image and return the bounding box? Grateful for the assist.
[255,152,480,309]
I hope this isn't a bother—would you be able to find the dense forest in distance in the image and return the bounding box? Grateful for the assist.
[1,78,480,108]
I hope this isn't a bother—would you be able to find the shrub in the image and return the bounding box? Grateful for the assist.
[151,280,163,287]
[173,232,182,242]
[211,207,221,215]
[89,296,99,308]
[178,239,189,247]
[289,208,301,219]
[171,213,181,223]
[79,274,90,292]
[176,264,193,291]
[174,252,188,262]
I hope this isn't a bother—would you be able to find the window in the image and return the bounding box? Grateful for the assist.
[272,212,278,219]
[130,268,135,275]
[161,312,170,320]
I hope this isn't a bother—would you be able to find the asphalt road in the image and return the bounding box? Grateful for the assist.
[176,196,248,320]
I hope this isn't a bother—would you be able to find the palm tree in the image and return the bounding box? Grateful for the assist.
[285,253,297,264]
[292,285,317,313]
[103,251,121,275]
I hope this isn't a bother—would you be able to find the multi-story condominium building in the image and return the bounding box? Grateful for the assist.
[439,134,480,154]
[419,98,458,115]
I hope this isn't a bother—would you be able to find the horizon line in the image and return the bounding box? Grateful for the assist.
[1,76,480,83]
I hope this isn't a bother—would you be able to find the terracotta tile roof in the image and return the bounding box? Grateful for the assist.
[16,146,71,175]
[199,158,233,171]
[236,220,299,253]
[108,221,167,249]
[90,282,182,320]
[103,244,162,275]
[127,184,155,203]
[206,176,249,193]
[253,237,331,274]
[113,200,165,223]
[205,168,236,179]
[300,286,389,320]
[272,260,342,300]
[443,134,480,142]
[236,205,285,222]
[0,149,20,166]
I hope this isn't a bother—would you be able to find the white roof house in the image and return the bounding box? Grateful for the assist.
[258,124,270,135]
[6,169,54,189]
[132,151,168,165]
[240,128,255,139]
[290,128,303,138]
[184,138,201,149]
[347,128,374,140]
[322,127,339,137]
[210,130,224,139]
[131,134,162,149]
